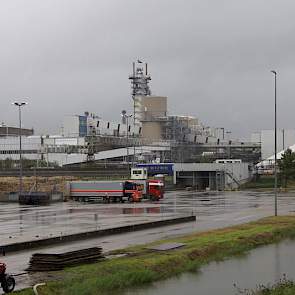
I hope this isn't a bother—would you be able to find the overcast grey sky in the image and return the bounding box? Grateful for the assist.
[0,0,294,139]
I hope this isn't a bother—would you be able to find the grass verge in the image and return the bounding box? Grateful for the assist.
[237,275,295,294]
[14,216,295,295]
[241,176,280,190]
[241,175,295,191]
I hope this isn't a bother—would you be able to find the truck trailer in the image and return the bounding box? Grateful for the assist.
[69,180,142,202]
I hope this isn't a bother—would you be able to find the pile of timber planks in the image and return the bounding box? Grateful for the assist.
[27,247,104,271]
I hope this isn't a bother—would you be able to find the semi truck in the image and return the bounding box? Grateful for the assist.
[131,179,164,201]
[130,168,164,201]
[69,180,142,202]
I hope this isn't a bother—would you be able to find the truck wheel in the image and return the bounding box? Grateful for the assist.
[128,196,133,203]
[79,197,84,202]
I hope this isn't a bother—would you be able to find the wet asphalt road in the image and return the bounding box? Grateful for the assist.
[1,190,295,292]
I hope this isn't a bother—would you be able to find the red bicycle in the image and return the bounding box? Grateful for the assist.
[0,263,15,293]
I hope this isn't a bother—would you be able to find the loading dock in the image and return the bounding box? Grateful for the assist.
[173,163,251,190]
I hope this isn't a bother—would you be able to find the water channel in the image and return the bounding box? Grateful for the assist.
[124,239,295,295]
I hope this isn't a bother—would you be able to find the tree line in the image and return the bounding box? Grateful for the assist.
[278,148,295,188]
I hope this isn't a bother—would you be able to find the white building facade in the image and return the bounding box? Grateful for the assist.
[251,129,295,160]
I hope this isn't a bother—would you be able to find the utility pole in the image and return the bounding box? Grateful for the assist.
[282,128,285,150]
[132,61,136,167]
[271,70,278,216]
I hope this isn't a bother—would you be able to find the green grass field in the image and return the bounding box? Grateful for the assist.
[14,216,295,295]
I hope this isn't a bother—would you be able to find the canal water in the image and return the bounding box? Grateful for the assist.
[124,239,295,295]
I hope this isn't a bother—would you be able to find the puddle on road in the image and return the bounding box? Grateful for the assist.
[124,239,295,295]
[66,206,168,215]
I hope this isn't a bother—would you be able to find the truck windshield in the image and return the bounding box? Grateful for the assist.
[137,184,143,191]
[125,182,136,190]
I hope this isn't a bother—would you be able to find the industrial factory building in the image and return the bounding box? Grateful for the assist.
[0,61,260,190]
[63,112,141,138]
[173,162,251,190]
[251,129,295,160]
[0,123,34,137]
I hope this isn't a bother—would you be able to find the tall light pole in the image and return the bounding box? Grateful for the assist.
[220,127,225,140]
[12,101,28,194]
[226,131,232,141]
[217,127,225,140]
[282,128,285,150]
[271,70,278,216]
[121,111,132,172]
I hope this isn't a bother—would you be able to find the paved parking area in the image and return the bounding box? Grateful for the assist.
[1,190,295,246]
[1,190,295,292]
[0,193,186,245]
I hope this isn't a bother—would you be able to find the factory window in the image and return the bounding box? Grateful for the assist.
[107,122,110,129]
[97,121,100,127]
[128,125,131,132]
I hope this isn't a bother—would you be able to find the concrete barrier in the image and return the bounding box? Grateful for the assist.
[1,215,196,254]
[0,192,64,203]
[0,192,18,202]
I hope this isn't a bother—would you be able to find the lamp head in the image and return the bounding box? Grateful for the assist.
[12,102,28,107]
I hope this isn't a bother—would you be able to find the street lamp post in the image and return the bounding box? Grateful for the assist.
[121,111,132,172]
[282,128,285,151]
[221,127,225,140]
[226,131,232,141]
[217,127,225,140]
[12,101,28,194]
[271,70,278,216]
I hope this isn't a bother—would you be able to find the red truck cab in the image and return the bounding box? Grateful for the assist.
[124,181,143,202]
[148,180,164,200]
